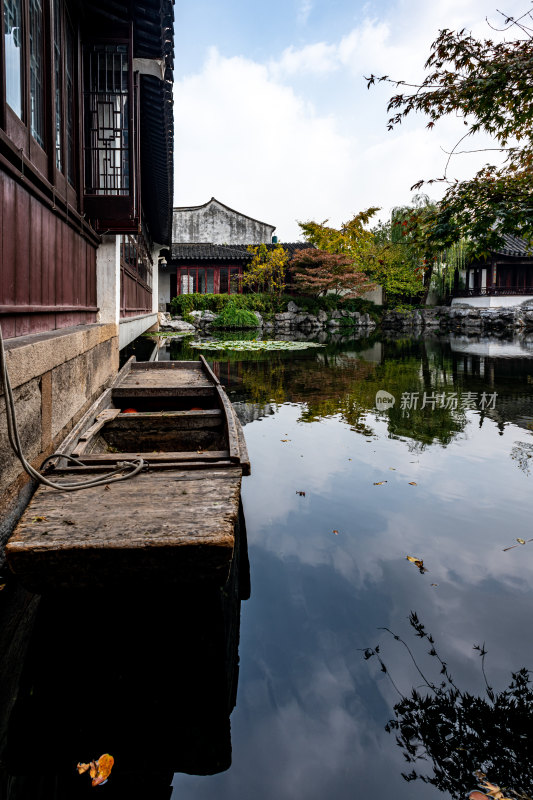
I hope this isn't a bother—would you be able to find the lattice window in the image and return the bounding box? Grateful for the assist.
[54,0,62,169]
[4,0,23,118]
[65,20,75,185]
[84,44,130,196]
[29,0,44,146]
[120,234,152,288]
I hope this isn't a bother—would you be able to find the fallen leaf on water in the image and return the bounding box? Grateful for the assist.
[373,481,387,485]
[63,519,75,526]
[296,491,306,496]
[408,482,417,486]
[406,556,428,574]
[503,537,533,551]
[389,467,396,471]
[332,530,339,535]
[430,583,439,587]
[104,485,111,491]
[78,754,114,787]
[92,754,114,787]
[31,516,47,523]
[477,779,513,800]
[281,439,291,442]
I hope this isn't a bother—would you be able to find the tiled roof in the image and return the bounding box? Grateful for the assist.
[495,233,533,258]
[171,242,314,262]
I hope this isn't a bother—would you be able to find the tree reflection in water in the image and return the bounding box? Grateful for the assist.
[363,612,533,800]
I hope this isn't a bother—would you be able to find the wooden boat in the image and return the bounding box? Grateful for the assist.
[6,356,250,593]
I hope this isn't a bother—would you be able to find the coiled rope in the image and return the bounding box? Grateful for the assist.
[0,323,144,491]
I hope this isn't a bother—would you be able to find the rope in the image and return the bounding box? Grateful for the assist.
[0,323,144,491]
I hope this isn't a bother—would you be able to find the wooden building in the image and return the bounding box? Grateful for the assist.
[452,235,533,306]
[161,242,312,307]
[0,0,174,539]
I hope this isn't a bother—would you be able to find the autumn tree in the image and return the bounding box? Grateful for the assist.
[296,208,424,305]
[367,9,533,253]
[289,248,374,297]
[240,243,288,296]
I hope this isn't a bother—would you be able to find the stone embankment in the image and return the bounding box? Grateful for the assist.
[160,300,377,335]
[382,303,533,333]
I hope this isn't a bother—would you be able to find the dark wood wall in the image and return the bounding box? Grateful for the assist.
[120,267,152,317]
[0,172,97,338]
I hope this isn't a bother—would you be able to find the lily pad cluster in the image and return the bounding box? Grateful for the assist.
[189,339,326,352]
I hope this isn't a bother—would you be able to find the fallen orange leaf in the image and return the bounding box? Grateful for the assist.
[332,530,339,535]
[373,481,387,485]
[406,555,428,573]
[92,754,114,787]
[408,482,417,486]
[77,754,114,787]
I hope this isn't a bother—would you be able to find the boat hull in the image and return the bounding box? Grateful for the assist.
[6,357,250,592]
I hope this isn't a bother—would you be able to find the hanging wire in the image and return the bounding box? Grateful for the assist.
[0,323,144,491]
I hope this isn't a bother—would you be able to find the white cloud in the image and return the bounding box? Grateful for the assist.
[270,41,339,77]
[173,1,526,240]
[297,0,313,26]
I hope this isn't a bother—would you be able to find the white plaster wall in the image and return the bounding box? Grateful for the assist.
[451,295,533,308]
[360,285,383,305]
[158,268,170,310]
[119,313,158,349]
[172,199,275,250]
[96,236,121,325]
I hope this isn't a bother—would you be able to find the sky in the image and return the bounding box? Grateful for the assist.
[173,0,528,241]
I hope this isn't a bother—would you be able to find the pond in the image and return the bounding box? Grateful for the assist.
[1,330,533,800]
[169,331,533,800]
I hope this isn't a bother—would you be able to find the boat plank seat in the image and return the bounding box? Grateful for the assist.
[72,450,232,464]
[7,468,243,592]
[113,362,215,397]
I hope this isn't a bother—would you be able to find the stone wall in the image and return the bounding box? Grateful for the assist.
[160,301,377,337]
[0,324,118,556]
[382,303,533,334]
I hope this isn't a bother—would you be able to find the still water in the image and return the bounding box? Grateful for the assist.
[2,332,533,799]
[170,332,533,800]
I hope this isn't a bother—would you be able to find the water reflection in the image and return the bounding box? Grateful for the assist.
[167,332,533,800]
[0,508,250,799]
[165,332,533,450]
[4,333,533,800]
[365,612,533,800]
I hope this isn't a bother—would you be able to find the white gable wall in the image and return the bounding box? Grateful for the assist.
[172,198,275,254]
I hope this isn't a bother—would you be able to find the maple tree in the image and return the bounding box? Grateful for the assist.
[367,9,533,253]
[289,247,374,297]
[295,208,425,304]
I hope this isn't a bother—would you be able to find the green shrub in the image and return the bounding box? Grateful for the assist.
[211,302,260,330]
[168,291,384,323]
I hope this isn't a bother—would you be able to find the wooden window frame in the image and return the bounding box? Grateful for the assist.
[1,0,49,175]
[0,0,80,207]
[82,25,139,231]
